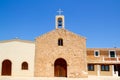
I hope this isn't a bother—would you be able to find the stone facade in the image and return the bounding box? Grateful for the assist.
[34,29,87,78]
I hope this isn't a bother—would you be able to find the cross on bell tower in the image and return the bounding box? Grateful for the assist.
[57,9,63,15]
[55,9,65,29]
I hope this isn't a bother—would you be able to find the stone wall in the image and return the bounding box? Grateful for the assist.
[34,29,87,78]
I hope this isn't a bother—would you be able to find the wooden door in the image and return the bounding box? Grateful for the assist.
[54,58,67,77]
[2,60,12,76]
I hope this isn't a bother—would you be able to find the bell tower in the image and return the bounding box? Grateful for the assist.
[56,9,65,29]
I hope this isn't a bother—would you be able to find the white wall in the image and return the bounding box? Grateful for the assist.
[0,40,35,77]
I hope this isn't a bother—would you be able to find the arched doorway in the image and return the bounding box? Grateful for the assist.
[1,60,12,76]
[54,58,67,77]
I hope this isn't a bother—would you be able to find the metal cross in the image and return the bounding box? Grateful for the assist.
[57,9,63,15]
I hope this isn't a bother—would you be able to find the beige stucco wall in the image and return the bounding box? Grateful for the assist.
[0,40,35,77]
[34,29,87,78]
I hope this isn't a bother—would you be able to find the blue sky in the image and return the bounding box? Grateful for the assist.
[0,0,120,48]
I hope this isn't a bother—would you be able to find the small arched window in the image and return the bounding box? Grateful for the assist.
[21,62,28,70]
[58,38,63,46]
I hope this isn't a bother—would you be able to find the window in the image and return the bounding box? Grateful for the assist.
[88,64,94,71]
[94,50,100,57]
[22,62,28,70]
[58,38,63,46]
[101,65,109,71]
[109,51,116,58]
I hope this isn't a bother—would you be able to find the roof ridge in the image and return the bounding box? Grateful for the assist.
[0,39,34,43]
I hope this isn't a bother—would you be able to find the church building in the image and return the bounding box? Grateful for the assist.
[0,10,120,78]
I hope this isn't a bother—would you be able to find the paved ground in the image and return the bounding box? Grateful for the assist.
[0,76,120,80]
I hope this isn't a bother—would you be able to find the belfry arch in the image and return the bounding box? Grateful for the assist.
[1,59,12,76]
[57,18,63,28]
[54,58,67,77]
